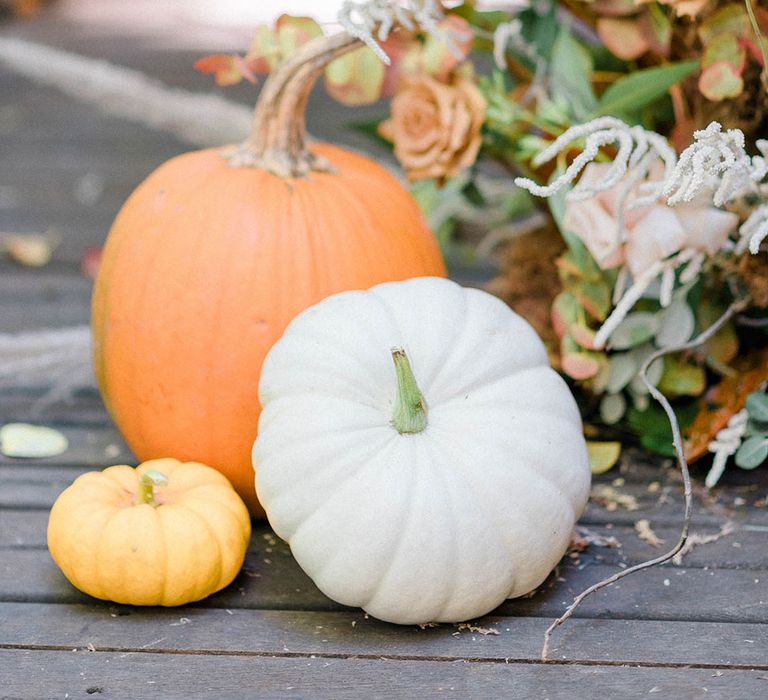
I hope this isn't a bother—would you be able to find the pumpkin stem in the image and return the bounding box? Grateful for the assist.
[136,469,168,507]
[229,32,362,177]
[391,348,428,434]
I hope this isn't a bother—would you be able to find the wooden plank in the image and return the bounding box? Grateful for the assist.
[2,648,767,700]
[0,267,93,330]
[4,513,768,573]
[0,426,132,474]
[3,458,767,541]
[3,542,767,623]
[5,462,766,525]
[0,389,111,426]
[1,602,766,668]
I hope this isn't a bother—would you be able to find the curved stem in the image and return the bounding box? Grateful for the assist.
[540,296,749,661]
[232,32,362,176]
[391,348,428,434]
[136,469,168,507]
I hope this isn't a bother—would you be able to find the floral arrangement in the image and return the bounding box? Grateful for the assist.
[196,0,768,484]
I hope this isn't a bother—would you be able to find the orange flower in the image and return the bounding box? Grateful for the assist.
[379,75,485,181]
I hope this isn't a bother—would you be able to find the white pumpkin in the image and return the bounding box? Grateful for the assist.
[253,277,590,625]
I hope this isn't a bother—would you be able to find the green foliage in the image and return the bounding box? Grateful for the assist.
[745,392,768,423]
[737,392,768,470]
[609,313,661,350]
[595,61,700,122]
[628,401,700,457]
[735,436,768,469]
[551,27,598,121]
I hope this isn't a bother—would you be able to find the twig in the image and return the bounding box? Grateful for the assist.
[672,521,736,566]
[540,297,749,662]
[745,0,768,93]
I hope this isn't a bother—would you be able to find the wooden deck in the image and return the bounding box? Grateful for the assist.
[2,10,768,699]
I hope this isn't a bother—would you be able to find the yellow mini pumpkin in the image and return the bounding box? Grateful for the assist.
[47,458,251,606]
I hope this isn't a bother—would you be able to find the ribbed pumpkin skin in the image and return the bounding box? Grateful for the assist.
[254,278,590,624]
[92,143,446,515]
[47,459,251,606]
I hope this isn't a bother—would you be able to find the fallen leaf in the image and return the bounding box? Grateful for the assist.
[455,623,500,636]
[591,484,640,511]
[672,522,736,565]
[569,526,621,553]
[3,233,54,267]
[634,518,665,547]
[587,440,622,474]
[0,423,68,458]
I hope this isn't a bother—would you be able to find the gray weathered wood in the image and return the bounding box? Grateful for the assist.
[2,19,768,694]
[0,427,133,475]
[4,512,767,572]
[2,648,768,700]
[3,544,767,623]
[1,602,766,668]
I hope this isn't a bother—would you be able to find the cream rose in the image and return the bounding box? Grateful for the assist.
[379,74,486,181]
[564,162,739,278]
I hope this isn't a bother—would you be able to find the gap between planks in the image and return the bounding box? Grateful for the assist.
[1,643,767,672]
[1,602,766,669]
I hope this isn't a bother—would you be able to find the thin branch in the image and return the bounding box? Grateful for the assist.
[745,0,768,93]
[541,297,749,662]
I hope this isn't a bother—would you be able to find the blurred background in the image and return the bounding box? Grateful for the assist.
[0,0,399,281]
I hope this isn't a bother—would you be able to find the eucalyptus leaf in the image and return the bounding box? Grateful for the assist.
[735,436,768,470]
[631,391,650,412]
[656,301,695,348]
[745,392,768,423]
[600,392,627,425]
[609,313,660,350]
[606,352,638,394]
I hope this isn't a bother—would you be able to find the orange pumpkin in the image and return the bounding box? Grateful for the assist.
[92,32,446,515]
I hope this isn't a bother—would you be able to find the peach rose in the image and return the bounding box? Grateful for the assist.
[564,163,739,278]
[379,74,486,181]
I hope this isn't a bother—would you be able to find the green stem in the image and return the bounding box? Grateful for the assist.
[745,0,768,92]
[391,348,428,434]
[136,469,168,507]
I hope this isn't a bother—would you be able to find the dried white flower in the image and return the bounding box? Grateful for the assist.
[493,17,542,68]
[736,203,768,255]
[338,0,461,64]
[492,19,547,103]
[705,409,749,489]
[593,248,699,349]
[515,118,677,262]
[514,117,677,203]
[678,250,705,284]
[659,265,676,308]
[664,122,766,207]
